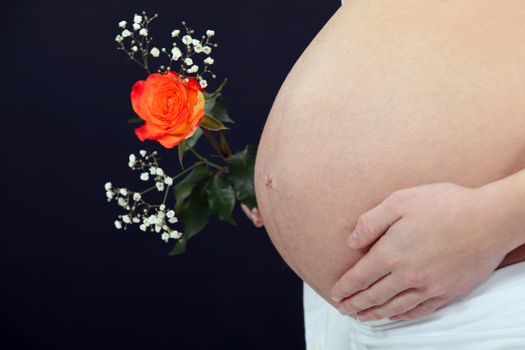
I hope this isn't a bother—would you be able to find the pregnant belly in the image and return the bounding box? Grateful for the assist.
[253,0,525,307]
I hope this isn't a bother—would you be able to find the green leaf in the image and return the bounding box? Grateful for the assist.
[178,140,187,169]
[205,95,234,124]
[204,78,228,100]
[177,129,204,169]
[206,174,237,225]
[127,117,143,124]
[228,145,258,210]
[174,164,213,212]
[178,182,211,239]
[169,235,187,255]
[200,114,229,131]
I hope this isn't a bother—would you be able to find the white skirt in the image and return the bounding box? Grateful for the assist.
[303,261,525,350]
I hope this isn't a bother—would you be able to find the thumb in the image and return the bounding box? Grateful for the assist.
[348,194,404,249]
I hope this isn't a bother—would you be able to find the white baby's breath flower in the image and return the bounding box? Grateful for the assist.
[199,79,208,89]
[133,193,141,201]
[139,150,147,157]
[140,172,149,181]
[105,182,113,191]
[159,204,166,211]
[114,220,123,229]
[170,230,182,239]
[194,46,203,53]
[206,29,215,37]
[132,23,141,31]
[118,197,127,207]
[171,29,180,37]
[139,224,147,231]
[119,188,128,196]
[122,215,131,224]
[132,217,140,223]
[150,47,160,57]
[192,39,201,47]
[203,57,214,65]
[139,28,148,37]
[115,35,123,43]
[164,177,173,186]
[202,46,212,55]
[166,210,175,218]
[182,35,192,45]
[121,29,132,38]
[168,217,179,224]
[118,20,127,28]
[149,166,157,175]
[156,182,165,191]
[155,168,164,176]
[106,191,114,200]
[133,14,143,24]
[161,232,170,242]
[187,65,199,73]
[171,47,182,60]
[131,46,138,52]
[184,58,193,66]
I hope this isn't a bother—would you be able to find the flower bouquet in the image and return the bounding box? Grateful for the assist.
[105,12,260,255]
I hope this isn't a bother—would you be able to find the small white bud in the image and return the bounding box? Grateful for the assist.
[150,47,160,57]
[131,46,138,52]
[206,30,215,37]
[171,29,180,37]
[118,20,127,28]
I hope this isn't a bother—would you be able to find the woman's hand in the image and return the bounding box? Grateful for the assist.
[241,203,264,227]
[329,181,520,322]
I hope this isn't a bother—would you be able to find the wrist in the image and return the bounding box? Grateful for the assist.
[475,168,525,253]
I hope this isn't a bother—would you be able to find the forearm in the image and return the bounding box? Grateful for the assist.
[476,167,525,254]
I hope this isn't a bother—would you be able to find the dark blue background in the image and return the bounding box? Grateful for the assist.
[0,0,340,349]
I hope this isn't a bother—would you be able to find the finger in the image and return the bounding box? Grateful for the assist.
[330,248,391,302]
[348,192,404,249]
[389,297,445,321]
[354,288,427,321]
[251,207,264,227]
[336,272,411,316]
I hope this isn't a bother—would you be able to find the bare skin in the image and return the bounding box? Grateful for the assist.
[252,0,525,310]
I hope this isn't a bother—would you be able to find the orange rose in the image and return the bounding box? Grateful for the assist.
[131,71,205,148]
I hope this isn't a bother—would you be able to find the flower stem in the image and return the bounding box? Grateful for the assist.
[188,147,225,170]
[202,128,229,161]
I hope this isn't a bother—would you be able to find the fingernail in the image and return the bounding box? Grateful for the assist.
[347,230,359,247]
[338,305,350,315]
[358,313,372,322]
